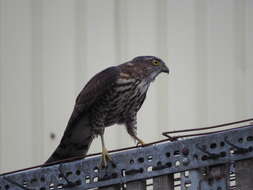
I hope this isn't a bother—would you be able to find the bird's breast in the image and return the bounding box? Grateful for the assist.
[102,78,149,125]
[115,78,149,101]
[90,78,150,128]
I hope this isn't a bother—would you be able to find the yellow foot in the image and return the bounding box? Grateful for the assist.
[100,147,113,168]
[136,137,145,146]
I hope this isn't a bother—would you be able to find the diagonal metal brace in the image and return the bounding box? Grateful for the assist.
[58,164,80,188]
[224,137,251,154]
[196,144,221,160]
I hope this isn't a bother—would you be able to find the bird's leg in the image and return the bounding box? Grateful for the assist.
[100,134,112,167]
[126,122,145,146]
[134,136,145,146]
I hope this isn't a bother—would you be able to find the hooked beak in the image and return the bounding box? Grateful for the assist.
[162,64,170,74]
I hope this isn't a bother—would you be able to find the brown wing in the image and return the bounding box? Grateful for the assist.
[67,66,120,127]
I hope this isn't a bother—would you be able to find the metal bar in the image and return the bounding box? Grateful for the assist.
[126,180,146,190]
[1,125,253,190]
[153,175,173,190]
[162,118,253,137]
[163,124,252,141]
[235,158,253,189]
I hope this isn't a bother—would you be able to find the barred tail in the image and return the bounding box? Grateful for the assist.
[45,115,93,164]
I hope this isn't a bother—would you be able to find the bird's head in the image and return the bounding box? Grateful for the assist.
[126,56,169,82]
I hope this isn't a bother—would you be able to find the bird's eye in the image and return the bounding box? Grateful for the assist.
[152,60,160,66]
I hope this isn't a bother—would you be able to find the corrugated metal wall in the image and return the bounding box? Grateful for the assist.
[0,0,252,173]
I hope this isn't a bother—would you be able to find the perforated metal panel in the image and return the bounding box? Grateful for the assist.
[1,125,253,190]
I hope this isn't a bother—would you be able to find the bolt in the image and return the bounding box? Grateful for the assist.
[182,147,189,156]
[182,158,190,166]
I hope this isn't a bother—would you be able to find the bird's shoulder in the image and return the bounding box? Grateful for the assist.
[76,66,120,104]
[67,66,121,127]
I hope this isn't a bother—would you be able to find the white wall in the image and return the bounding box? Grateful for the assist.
[0,0,252,173]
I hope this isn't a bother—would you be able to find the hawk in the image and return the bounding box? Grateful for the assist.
[45,56,169,166]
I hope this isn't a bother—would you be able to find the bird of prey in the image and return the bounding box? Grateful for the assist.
[45,56,169,166]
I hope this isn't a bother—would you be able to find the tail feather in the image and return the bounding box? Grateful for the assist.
[45,115,93,164]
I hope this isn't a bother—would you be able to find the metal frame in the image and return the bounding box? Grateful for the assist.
[1,124,253,190]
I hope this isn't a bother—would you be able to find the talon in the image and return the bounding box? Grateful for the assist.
[136,138,145,146]
[100,147,113,168]
[137,139,145,146]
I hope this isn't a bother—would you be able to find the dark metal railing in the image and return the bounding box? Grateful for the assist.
[1,119,253,190]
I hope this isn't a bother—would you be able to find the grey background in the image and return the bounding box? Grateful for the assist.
[0,0,252,173]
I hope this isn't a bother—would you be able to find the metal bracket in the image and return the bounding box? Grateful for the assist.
[180,165,229,190]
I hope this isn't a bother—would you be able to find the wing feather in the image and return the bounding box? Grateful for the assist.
[67,66,120,127]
